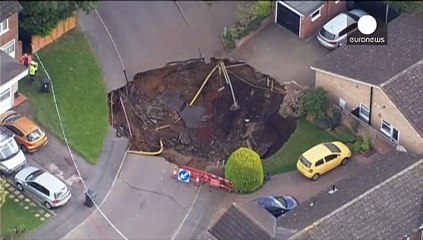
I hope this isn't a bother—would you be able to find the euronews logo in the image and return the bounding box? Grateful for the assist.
[347,15,387,45]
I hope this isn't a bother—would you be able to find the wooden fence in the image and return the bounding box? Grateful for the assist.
[31,14,78,53]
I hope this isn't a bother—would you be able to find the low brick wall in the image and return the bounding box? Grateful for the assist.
[332,105,396,154]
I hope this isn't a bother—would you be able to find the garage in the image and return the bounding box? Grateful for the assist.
[275,1,301,36]
[275,1,346,40]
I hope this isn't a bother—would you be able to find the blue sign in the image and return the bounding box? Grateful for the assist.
[178,169,191,183]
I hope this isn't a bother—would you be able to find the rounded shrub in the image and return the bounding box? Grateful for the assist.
[224,147,264,193]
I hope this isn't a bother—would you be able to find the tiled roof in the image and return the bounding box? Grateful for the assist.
[381,60,423,136]
[209,202,276,240]
[0,1,23,22]
[0,50,27,85]
[311,14,423,86]
[276,151,422,239]
[289,159,423,240]
[311,14,423,137]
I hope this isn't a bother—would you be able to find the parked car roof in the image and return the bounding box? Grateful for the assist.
[323,13,355,34]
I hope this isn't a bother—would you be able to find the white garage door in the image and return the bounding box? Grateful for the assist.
[0,89,12,114]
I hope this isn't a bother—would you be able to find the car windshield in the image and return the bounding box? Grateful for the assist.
[3,113,21,124]
[320,28,336,40]
[323,143,341,153]
[274,196,288,208]
[299,155,312,168]
[0,138,20,161]
[27,129,43,142]
[26,169,45,181]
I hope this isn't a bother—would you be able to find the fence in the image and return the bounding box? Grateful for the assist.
[333,105,396,154]
[31,14,78,53]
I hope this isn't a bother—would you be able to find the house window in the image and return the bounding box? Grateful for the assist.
[381,119,400,142]
[0,89,11,102]
[1,39,15,58]
[359,104,370,121]
[335,0,341,4]
[311,7,323,22]
[339,98,346,109]
[0,19,9,35]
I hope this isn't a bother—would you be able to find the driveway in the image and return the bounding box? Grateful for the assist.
[5,102,128,240]
[79,1,244,92]
[231,23,330,87]
[63,155,225,240]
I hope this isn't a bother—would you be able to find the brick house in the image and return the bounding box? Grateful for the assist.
[0,1,27,114]
[280,152,423,240]
[309,14,423,154]
[275,0,346,39]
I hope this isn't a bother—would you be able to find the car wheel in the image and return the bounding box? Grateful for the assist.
[341,157,349,166]
[16,183,24,191]
[44,202,52,209]
[311,174,320,181]
[21,145,28,153]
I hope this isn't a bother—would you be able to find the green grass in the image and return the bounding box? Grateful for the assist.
[263,118,336,174]
[1,198,44,237]
[19,28,108,164]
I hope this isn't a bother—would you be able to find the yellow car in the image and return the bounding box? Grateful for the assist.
[296,141,351,181]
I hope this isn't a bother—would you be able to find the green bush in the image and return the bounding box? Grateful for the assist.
[302,87,328,120]
[353,136,364,153]
[361,138,372,152]
[225,147,264,193]
[341,131,357,144]
[314,116,331,130]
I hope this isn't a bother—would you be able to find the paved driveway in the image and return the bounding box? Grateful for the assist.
[231,23,330,87]
[79,1,243,92]
[64,155,223,240]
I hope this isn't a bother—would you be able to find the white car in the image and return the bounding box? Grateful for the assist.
[15,166,72,209]
[0,126,26,175]
[317,9,369,49]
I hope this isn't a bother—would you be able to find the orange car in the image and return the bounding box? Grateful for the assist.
[0,110,48,153]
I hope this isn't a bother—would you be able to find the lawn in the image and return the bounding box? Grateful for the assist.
[0,199,44,237]
[263,118,336,174]
[19,28,108,164]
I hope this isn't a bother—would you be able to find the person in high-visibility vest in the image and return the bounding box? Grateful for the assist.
[28,61,38,84]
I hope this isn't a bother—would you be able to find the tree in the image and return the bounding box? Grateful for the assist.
[224,147,264,193]
[302,87,328,120]
[0,177,6,208]
[279,88,306,118]
[19,1,98,36]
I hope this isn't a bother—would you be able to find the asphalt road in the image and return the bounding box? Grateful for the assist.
[64,155,214,240]
[79,1,242,92]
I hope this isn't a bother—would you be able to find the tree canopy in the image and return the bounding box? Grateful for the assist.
[19,1,97,36]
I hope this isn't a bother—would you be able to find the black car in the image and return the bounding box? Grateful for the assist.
[252,195,299,218]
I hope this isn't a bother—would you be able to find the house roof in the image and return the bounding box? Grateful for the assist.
[276,151,422,240]
[209,202,276,240]
[282,1,324,16]
[0,1,23,22]
[311,14,423,86]
[311,14,423,136]
[0,50,27,85]
[289,159,423,240]
[381,60,423,136]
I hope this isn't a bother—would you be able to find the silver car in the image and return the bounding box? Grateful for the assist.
[317,9,369,49]
[15,166,71,209]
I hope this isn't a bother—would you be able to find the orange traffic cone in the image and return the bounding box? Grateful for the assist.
[172,167,178,179]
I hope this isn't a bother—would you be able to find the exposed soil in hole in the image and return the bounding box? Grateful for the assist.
[109,59,297,170]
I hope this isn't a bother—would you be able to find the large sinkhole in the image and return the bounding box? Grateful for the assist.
[109,59,297,170]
